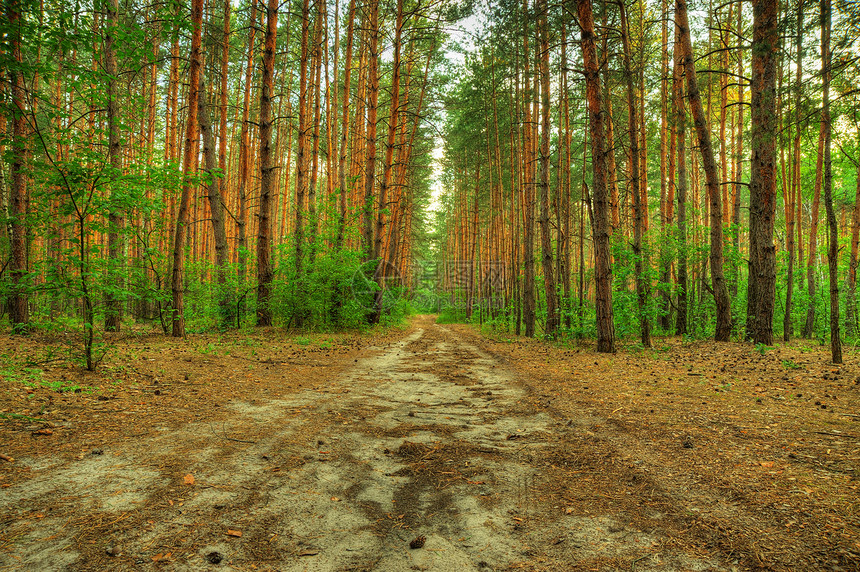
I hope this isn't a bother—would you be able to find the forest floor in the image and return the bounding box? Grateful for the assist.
[0,314,858,572]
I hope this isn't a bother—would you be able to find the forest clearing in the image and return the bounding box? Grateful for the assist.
[0,315,858,571]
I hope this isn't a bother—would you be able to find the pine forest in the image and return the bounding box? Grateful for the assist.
[1,0,860,361]
[4,0,860,569]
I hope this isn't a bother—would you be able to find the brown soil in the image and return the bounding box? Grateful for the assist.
[0,315,858,571]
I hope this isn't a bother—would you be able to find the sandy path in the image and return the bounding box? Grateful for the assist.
[0,318,729,571]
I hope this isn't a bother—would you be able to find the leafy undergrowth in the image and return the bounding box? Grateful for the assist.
[464,326,860,570]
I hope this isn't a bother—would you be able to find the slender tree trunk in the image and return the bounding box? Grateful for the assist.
[637,0,648,235]
[745,0,778,345]
[171,0,203,337]
[236,0,258,323]
[218,0,230,207]
[846,136,860,335]
[538,0,558,337]
[620,0,650,347]
[794,0,804,288]
[308,6,322,258]
[599,7,619,236]
[604,75,620,233]
[522,0,536,337]
[351,34,368,235]
[785,0,802,340]
[731,0,744,282]
[363,0,380,265]
[335,0,356,250]
[371,0,403,322]
[719,2,730,205]
[674,4,688,336]
[561,29,572,330]
[7,0,29,333]
[375,0,402,264]
[578,119,587,333]
[199,74,232,329]
[803,122,825,337]
[676,0,731,341]
[821,0,841,363]
[256,0,277,327]
[388,47,432,270]
[578,0,615,353]
[294,0,309,279]
[104,0,123,332]
[659,0,672,330]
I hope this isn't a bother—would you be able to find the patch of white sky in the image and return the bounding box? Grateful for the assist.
[427,0,490,215]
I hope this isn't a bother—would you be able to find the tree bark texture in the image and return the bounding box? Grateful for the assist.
[198,74,232,329]
[620,0,650,347]
[538,0,558,338]
[170,0,203,337]
[105,0,123,332]
[673,8,688,336]
[256,0,277,327]
[7,0,29,333]
[821,0,842,363]
[578,0,615,353]
[676,0,731,341]
[745,0,778,345]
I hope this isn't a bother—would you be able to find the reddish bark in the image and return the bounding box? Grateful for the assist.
[676,0,731,341]
[170,0,204,337]
[577,0,615,353]
[256,0,278,327]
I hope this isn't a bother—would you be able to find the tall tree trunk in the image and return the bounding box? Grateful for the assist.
[676,0,731,341]
[846,135,860,335]
[745,0,778,345]
[674,2,688,336]
[604,76,621,233]
[363,0,380,265]
[620,0,650,347]
[294,0,309,278]
[7,0,29,333]
[637,0,648,235]
[659,0,672,330]
[561,28,573,330]
[719,2,730,209]
[821,0,841,363]
[171,0,204,337]
[236,0,258,323]
[731,0,744,287]
[793,0,804,291]
[803,121,826,337]
[375,0,402,264]
[578,0,615,353]
[522,0,536,337]
[199,74,232,329]
[105,0,123,332]
[785,0,802,340]
[219,0,230,206]
[308,6,322,259]
[335,0,356,249]
[371,0,403,322]
[388,47,432,270]
[256,0,277,327]
[538,0,558,337]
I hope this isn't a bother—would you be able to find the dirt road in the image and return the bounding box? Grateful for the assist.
[0,317,736,571]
